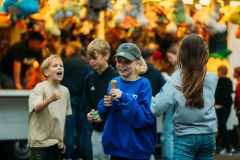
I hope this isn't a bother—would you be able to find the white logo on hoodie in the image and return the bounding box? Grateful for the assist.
[91,86,95,91]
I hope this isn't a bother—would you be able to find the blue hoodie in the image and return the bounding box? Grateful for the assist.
[98,76,157,159]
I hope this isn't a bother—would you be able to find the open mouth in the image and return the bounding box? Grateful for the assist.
[57,71,62,75]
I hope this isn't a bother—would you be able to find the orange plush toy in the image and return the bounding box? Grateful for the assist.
[15,19,27,33]
[0,13,11,28]
[235,26,240,38]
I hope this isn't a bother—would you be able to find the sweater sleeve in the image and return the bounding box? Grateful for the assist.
[98,82,112,121]
[84,77,94,114]
[151,81,176,117]
[119,81,154,129]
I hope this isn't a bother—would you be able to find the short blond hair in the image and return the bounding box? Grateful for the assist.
[86,39,110,58]
[41,55,63,78]
[67,41,82,54]
[136,57,148,75]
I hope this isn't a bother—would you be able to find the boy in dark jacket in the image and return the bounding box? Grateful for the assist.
[84,39,119,160]
[215,65,234,155]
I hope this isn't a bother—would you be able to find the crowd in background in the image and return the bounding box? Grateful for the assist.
[0,31,240,160]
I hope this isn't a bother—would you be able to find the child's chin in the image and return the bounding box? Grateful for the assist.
[55,77,63,81]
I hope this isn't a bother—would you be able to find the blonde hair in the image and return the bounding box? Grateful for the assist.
[67,41,82,54]
[86,39,111,58]
[41,55,63,78]
[136,57,148,75]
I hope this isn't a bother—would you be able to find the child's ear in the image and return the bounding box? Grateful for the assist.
[105,53,110,60]
[136,60,140,66]
[43,70,49,77]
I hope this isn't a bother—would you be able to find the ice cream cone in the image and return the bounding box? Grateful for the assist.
[110,80,117,102]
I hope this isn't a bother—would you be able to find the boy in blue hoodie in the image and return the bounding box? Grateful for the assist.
[98,43,157,160]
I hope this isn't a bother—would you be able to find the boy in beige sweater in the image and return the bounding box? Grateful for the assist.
[28,55,72,160]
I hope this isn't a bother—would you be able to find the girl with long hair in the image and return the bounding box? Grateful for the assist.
[151,34,218,159]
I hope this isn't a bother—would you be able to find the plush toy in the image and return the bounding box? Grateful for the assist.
[110,0,148,28]
[219,5,240,38]
[198,0,226,35]
[144,4,167,30]
[0,0,39,32]
[235,26,240,38]
[207,49,232,78]
[0,13,11,27]
[164,0,193,34]
[45,0,80,36]
[80,0,112,25]
[78,20,93,35]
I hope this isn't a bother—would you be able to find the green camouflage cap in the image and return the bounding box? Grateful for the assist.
[113,43,141,60]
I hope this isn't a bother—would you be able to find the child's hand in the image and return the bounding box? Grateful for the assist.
[49,90,61,102]
[161,72,168,77]
[152,96,155,101]
[87,109,95,123]
[104,95,112,107]
[110,89,122,99]
[93,111,103,123]
[214,104,222,109]
[61,142,66,153]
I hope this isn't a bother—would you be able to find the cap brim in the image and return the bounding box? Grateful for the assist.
[112,52,136,61]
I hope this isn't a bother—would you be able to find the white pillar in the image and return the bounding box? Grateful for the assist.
[227,23,240,130]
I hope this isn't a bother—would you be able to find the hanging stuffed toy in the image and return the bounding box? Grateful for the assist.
[0,13,11,27]
[164,0,193,34]
[80,0,112,25]
[0,0,39,32]
[198,0,226,35]
[110,0,148,28]
[144,3,167,30]
[45,0,80,36]
[207,49,232,78]
[219,5,240,38]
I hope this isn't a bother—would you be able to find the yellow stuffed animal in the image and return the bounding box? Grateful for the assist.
[219,5,240,38]
[207,49,232,78]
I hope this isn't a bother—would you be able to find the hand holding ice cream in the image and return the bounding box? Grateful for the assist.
[110,80,122,100]
[110,89,122,99]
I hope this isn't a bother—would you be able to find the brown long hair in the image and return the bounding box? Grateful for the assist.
[176,34,209,109]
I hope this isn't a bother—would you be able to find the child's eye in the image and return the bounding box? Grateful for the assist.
[126,61,131,63]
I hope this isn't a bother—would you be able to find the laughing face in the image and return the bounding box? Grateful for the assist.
[116,56,139,81]
[44,59,64,82]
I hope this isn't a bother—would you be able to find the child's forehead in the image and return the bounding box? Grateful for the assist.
[87,51,102,58]
[50,58,63,65]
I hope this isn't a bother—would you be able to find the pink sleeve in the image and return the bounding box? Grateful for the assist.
[235,82,240,110]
